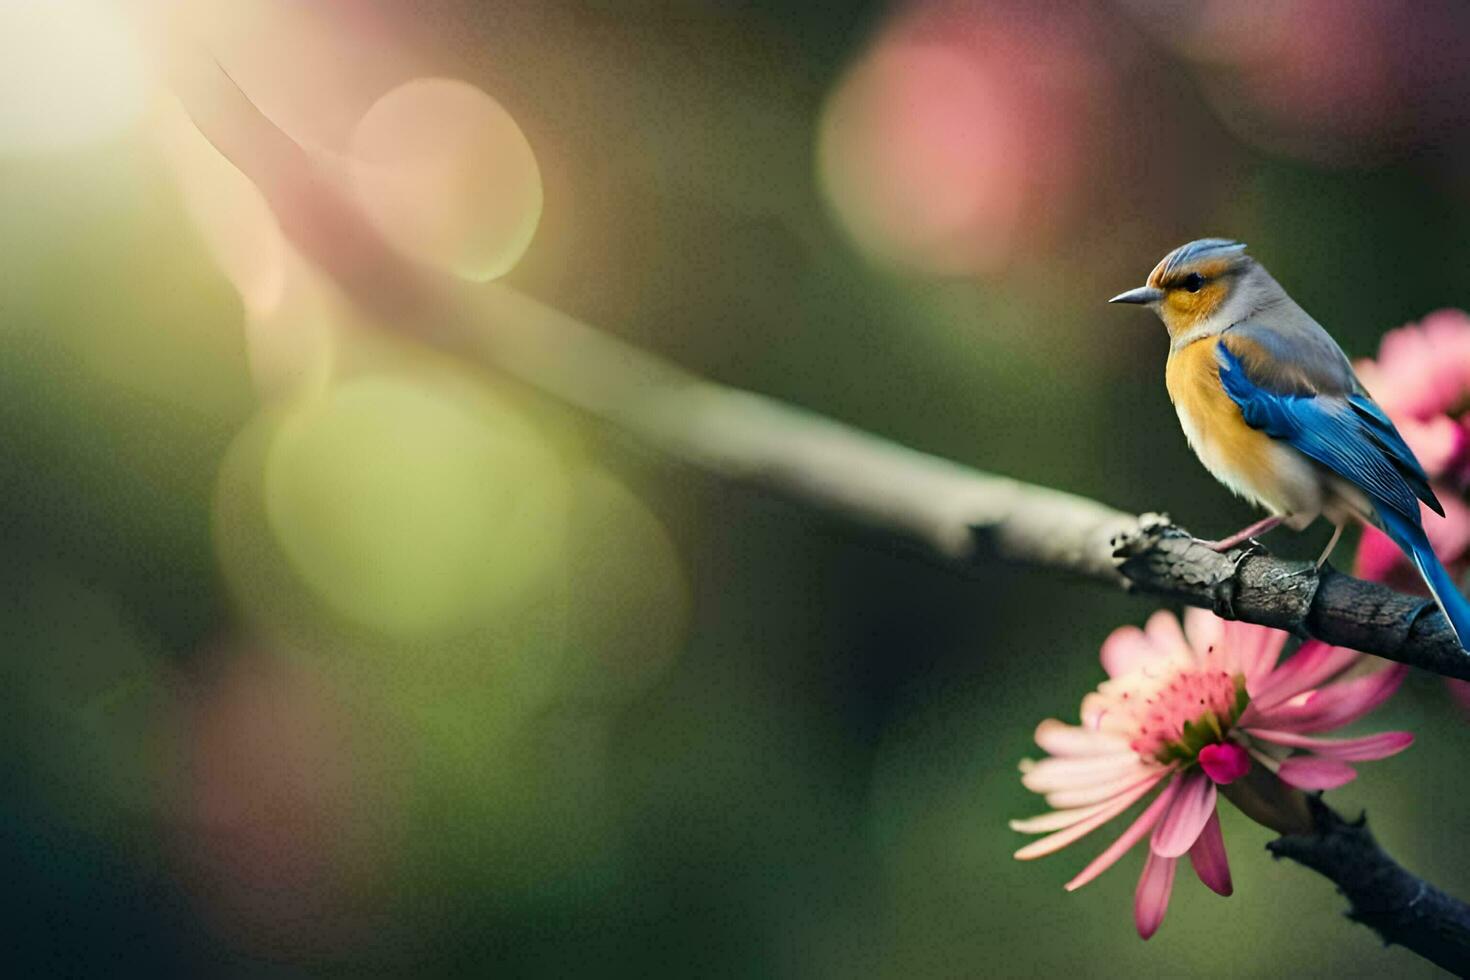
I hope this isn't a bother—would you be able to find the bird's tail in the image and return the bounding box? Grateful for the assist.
[1379,507,1470,651]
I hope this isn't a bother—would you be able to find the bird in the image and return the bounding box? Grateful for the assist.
[1109,238,1470,650]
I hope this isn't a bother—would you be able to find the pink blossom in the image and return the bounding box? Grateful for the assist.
[1355,309,1470,488]
[1354,310,1470,711]
[1013,609,1411,939]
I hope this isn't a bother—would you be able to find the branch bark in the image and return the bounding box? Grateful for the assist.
[167,46,1470,972]
[1270,796,1470,976]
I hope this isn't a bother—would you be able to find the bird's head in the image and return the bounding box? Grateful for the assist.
[1109,239,1258,339]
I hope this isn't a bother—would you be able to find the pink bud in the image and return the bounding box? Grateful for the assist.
[1199,742,1251,785]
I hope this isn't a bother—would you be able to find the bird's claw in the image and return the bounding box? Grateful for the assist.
[1196,536,1267,563]
[1227,542,1263,575]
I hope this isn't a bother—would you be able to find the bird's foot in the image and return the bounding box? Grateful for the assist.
[1315,522,1345,569]
[1199,515,1286,553]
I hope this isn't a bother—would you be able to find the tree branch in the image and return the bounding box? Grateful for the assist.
[165,39,1470,973]
[165,49,1470,682]
[1270,796,1470,975]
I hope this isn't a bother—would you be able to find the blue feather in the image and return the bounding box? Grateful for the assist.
[1379,508,1470,649]
[1216,340,1470,647]
[1347,394,1443,515]
[1216,343,1420,521]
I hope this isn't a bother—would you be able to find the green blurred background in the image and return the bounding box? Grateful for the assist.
[3,0,1470,975]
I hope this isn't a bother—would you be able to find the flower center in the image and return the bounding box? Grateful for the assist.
[1128,668,1248,764]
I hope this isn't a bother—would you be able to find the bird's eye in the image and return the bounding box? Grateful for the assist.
[1182,273,1205,293]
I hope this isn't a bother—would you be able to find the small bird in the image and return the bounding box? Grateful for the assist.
[1110,238,1470,649]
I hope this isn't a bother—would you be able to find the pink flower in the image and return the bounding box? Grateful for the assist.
[1012,609,1412,939]
[1355,309,1470,487]
[1354,310,1470,711]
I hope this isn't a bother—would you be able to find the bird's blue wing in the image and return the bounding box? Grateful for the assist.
[1215,338,1434,523]
[1347,393,1441,512]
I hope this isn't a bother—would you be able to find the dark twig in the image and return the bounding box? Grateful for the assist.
[1111,519,1470,681]
[1270,797,1470,976]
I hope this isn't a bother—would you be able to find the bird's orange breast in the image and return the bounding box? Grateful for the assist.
[1165,338,1291,510]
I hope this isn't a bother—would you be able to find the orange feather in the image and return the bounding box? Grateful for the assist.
[1165,338,1320,523]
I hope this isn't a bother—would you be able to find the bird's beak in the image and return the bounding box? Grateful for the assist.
[1108,286,1164,305]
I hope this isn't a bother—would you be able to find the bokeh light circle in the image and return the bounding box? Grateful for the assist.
[262,374,568,639]
[349,77,543,281]
[818,42,1026,276]
[177,643,389,958]
[0,0,149,152]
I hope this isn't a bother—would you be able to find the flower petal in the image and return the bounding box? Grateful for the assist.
[1399,416,1463,479]
[1044,769,1159,809]
[1356,497,1470,585]
[1425,494,1470,566]
[1246,663,1406,734]
[1229,620,1289,688]
[1182,607,1225,659]
[1011,798,1121,834]
[1187,809,1232,896]
[1244,729,1413,762]
[1144,610,1194,664]
[1244,641,1361,717]
[1020,752,1144,793]
[1034,719,1131,756]
[1365,312,1470,419]
[1198,742,1251,784]
[1100,626,1162,678]
[1354,525,1405,584]
[1014,772,1167,861]
[1134,851,1177,940]
[1064,773,1181,891]
[1277,756,1358,790]
[1151,771,1217,858]
[1181,610,1284,683]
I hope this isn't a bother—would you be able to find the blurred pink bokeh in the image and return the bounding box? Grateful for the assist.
[175,644,392,958]
[1124,0,1470,165]
[819,0,1150,276]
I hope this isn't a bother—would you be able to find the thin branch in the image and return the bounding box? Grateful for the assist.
[1270,796,1470,975]
[167,41,1470,974]
[166,50,1470,683]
